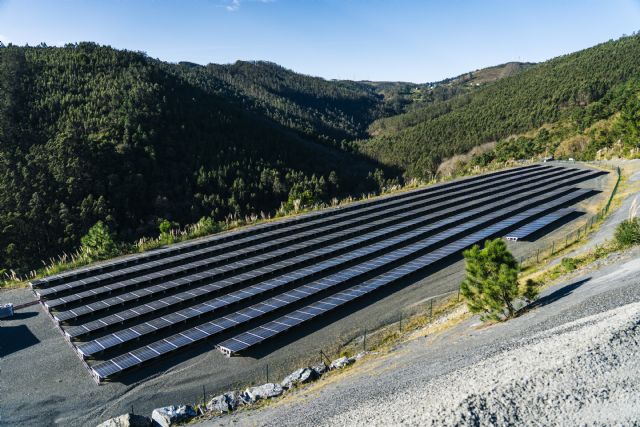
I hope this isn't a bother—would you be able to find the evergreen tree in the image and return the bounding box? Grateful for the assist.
[460,238,538,321]
[80,221,119,261]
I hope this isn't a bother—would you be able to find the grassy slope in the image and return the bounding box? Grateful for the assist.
[357,35,640,178]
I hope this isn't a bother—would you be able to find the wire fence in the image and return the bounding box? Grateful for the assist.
[519,165,621,269]
[180,290,460,410]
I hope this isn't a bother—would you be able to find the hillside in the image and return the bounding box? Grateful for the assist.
[167,60,398,147]
[357,35,640,178]
[3,35,640,274]
[0,43,395,273]
[365,61,534,136]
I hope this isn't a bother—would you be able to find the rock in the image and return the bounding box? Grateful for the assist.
[241,383,283,404]
[329,356,354,370]
[96,413,151,427]
[281,367,317,389]
[353,351,368,361]
[151,405,196,427]
[311,363,328,376]
[206,391,241,413]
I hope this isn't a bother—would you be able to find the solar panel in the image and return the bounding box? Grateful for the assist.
[32,165,545,290]
[88,188,593,376]
[37,165,560,301]
[505,208,577,241]
[53,168,587,323]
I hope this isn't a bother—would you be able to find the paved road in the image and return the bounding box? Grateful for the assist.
[209,247,640,426]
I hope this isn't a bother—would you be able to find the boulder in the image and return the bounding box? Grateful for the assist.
[96,413,151,427]
[241,383,283,404]
[329,356,354,370]
[311,363,327,376]
[206,391,241,413]
[151,405,196,427]
[280,367,317,389]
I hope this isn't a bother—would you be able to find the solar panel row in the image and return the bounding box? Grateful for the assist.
[37,165,558,301]
[90,187,592,379]
[62,169,590,339]
[505,208,577,241]
[54,167,589,325]
[31,165,544,289]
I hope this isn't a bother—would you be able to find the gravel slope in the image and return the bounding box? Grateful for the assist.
[212,252,640,427]
[329,301,640,426]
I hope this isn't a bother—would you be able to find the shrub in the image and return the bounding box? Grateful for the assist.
[460,238,538,321]
[561,257,578,272]
[158,219,172,235]
[194,216,221,236]
[80,221,119,261]
[614,217,640,247]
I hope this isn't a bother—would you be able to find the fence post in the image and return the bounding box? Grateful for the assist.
[203,385,206,406]
[266,364,269,383]
[551,241,555,255]
[430,299,433,319]
[320,350,331,366]
[399,313,402,332]
[363,329,367,352]
[536,249,539,263]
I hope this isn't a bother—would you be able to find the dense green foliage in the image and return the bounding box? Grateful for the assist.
[3,34,640,274]
[460,238,537,321]
[614,217,640,247]
[367,62,533,136]
[168,60,399,147]
[0,43,396,273]
[358,35,640,178]
[79,221,119,261]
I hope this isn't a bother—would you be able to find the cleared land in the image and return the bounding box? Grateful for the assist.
[0,163,612,426]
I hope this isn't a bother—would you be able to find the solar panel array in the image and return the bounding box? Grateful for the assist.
[30,164,606,383]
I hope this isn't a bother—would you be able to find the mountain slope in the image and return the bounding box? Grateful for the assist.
[357,35,640,178]
[0,43,392,272]
[167,60,397,147]
[366,61,534,136]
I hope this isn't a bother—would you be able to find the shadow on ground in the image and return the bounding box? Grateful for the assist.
[0,324,40,357]
[529,278,591,310]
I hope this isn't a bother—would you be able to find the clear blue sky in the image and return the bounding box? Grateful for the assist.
[1,0,639,82]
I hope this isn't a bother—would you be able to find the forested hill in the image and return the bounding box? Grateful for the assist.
[170,60,398,146]
[365,61,534,136]
[357,34,640,177]
[0,43,395,272]
[3,35,639,273]
[166,60,531,147]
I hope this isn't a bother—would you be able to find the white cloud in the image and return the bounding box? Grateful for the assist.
[226,0,241,11]
[223,0,274,12]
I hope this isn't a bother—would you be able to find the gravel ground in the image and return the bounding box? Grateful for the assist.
[208,253,640,427]
[552,159,640,261]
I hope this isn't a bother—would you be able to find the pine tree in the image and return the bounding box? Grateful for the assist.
[460,238,538,321]
[80,221,119,261]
